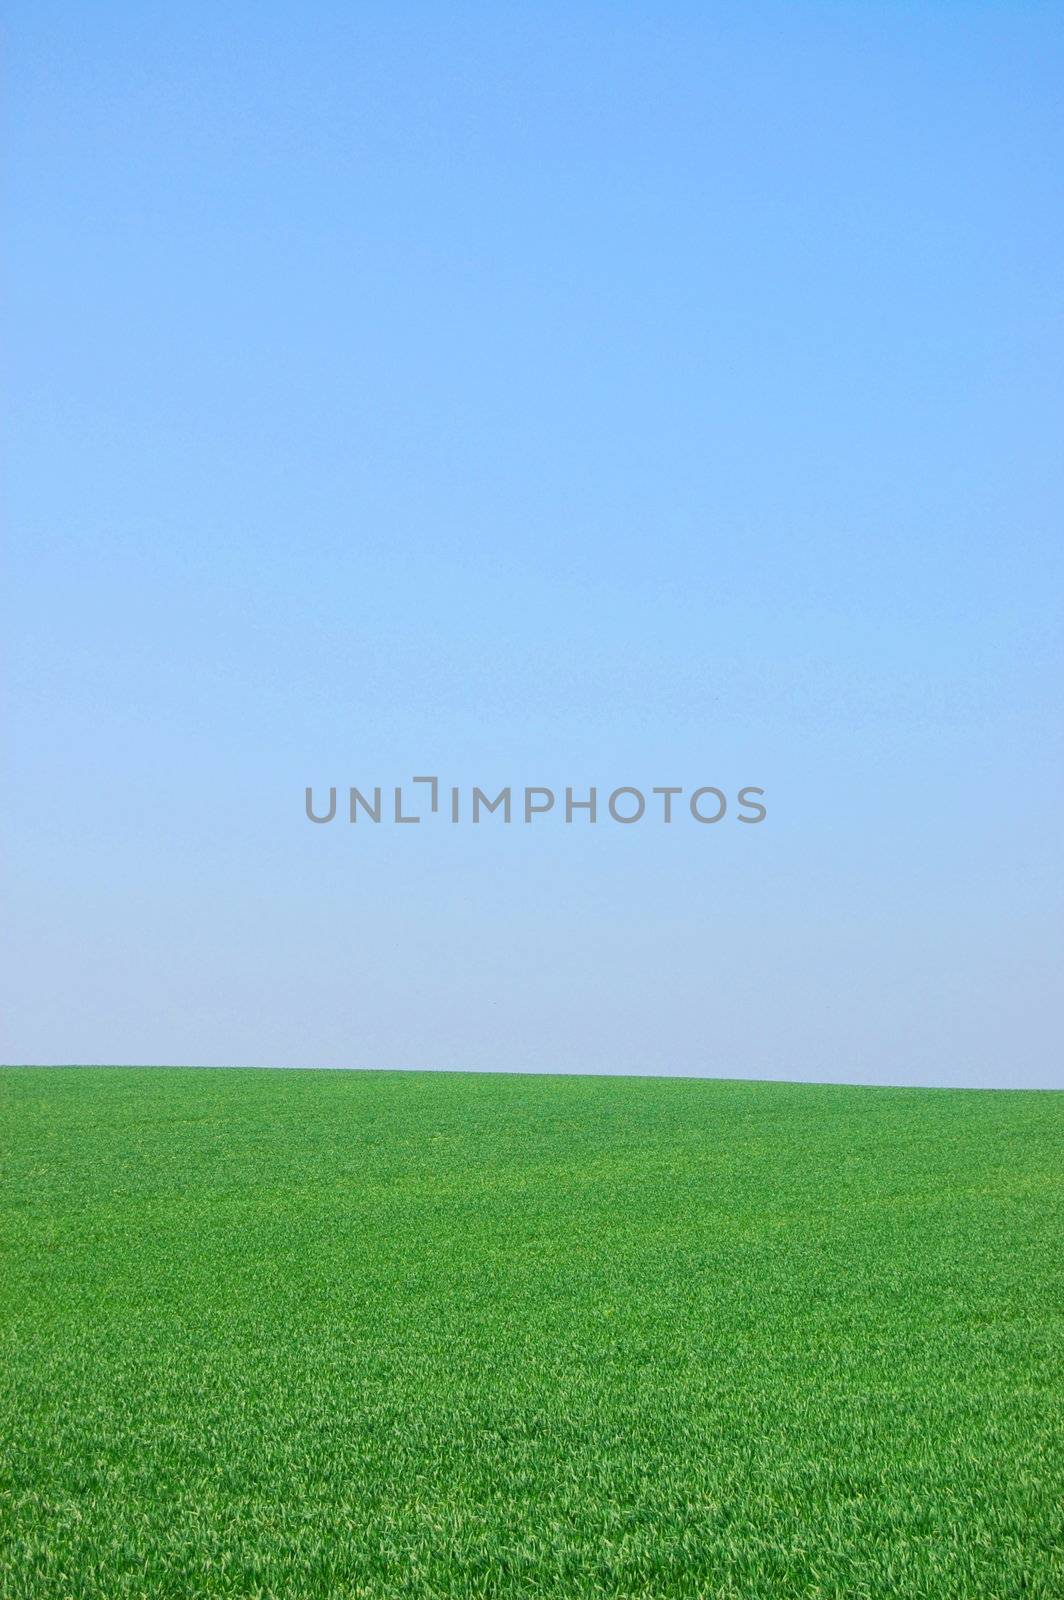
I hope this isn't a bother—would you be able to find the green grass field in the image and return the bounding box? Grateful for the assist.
[1,1068,1061,1599]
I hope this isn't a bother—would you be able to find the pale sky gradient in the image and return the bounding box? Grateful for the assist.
[4,3,1062,1086]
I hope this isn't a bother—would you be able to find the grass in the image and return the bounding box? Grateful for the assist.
[0,1067,1061,1599]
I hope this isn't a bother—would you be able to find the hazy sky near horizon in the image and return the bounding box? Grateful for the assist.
[4,3,1062,1087]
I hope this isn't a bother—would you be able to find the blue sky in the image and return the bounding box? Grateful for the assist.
[4,3,1062,1085]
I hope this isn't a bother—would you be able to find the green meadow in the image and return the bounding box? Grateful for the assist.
[1,1067,1061,1599]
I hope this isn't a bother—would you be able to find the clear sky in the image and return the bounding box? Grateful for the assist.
[4,3,1062,1086]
